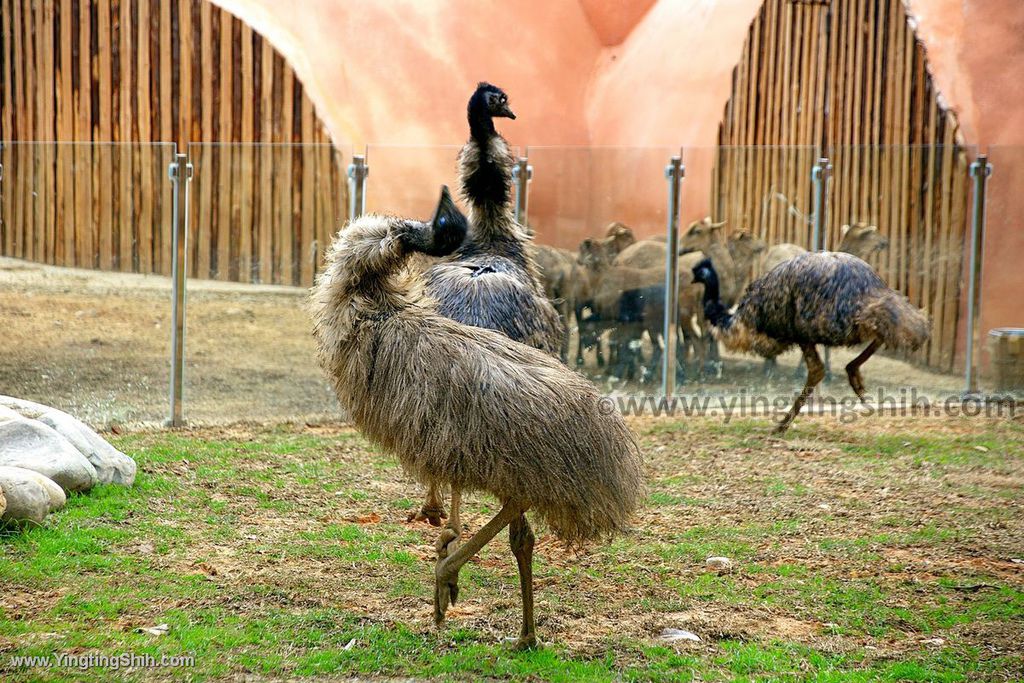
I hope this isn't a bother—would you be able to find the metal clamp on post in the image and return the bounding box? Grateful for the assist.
[167,153,193,427]
[512,157,532,226]
[965,154,993,395]
[347,155,369,222]
[811,157,832,252]
[662,156,685,397]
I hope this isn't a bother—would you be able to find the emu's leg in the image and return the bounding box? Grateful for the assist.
[509,513,537,650]
[435,501,519,626]
[407,483,446,526]
[574,305,586,367]
[845,340,880,401]
[823,346,834,383]
[774,343,825,434]
[435,486,462,560]
[763,356,777,379]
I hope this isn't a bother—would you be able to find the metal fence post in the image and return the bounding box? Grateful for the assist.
[811,157,832,251]
[663,156,684,396]
[347,154,368,221]
[512,156,532,226]
[167,152,192,427]
[965,154,992,394]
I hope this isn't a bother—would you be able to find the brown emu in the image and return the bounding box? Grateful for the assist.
[409,83,563,526]
[692,252,929,433]
[310,188,644,649]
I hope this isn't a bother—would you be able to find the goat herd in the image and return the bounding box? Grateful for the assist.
[310,82,929,648]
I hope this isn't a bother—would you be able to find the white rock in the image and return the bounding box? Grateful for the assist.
[659,628,701,642]
[0,483,6,517]
[0,396,136,486]
[706,556,733,572]
[0,467,66,511]
[0,414,98,492]
[0,468,50,525]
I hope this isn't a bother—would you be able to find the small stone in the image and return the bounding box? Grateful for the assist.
[0,467,66,512]
[973,445,989,453]
[0,412,97,492]
[0,468,51,526]
[0,396,136,486]
[922,637,945,646]
[136,623,170,637]
[706,556,733,572]
[659,628,700,642]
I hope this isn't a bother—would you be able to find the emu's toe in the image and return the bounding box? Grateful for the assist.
[407,504,447,527]
[433,560,459,625]
[434,527,460,559]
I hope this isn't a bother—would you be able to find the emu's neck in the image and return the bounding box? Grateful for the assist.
[468,99,497,144]
[459,94,515,242]
[699,270,733,330]
[704,240,740,304]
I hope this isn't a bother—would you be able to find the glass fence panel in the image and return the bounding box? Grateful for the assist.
[182,143,350,424]
[0,141,177,428]
[525,146,681,389]
[675,144,976,419]
[977,146,1023,397]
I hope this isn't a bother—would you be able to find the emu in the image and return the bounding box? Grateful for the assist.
[692,252,929,433]
[310,188,644,649]
[409,83,563,526]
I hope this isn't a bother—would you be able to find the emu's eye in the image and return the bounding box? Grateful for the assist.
[438,216,447,227]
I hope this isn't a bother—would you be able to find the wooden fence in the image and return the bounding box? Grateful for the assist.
[711,0,971,372]
[0,0,347,286]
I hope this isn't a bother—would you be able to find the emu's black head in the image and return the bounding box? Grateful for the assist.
[468,82,516,126]
[691,258,718,286]
[400,186,467,257]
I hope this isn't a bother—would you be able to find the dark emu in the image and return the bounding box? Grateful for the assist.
[311,188,643,649]
[411,82,564,527]
[692,251,930,433]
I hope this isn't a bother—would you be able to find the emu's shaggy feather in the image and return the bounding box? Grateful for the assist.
[311,214,644,544]
[712,251,929,355]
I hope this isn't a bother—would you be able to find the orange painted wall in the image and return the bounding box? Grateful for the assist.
[217,0,1023,369]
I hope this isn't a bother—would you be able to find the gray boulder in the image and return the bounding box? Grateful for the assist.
[0,414,98,492]
[0,396,136,486]
[0,466,67,511]
[0,467,50,525]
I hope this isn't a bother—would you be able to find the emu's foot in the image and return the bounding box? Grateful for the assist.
[407,504,446,527]
[847,369,868,402]
[434,527,460,559]
[703,360,723,380]
[433,558,460,625]
[772,420,792,435]
[508,634,539,651]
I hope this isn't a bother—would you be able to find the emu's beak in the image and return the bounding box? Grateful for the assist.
[497,104,516,120]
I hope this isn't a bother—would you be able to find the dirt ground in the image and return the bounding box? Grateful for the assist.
[0,257,337,428]
[0,256,973,432]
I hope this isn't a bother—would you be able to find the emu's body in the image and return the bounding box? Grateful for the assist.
[694,252,929,432]
[411,84,563,525]
[311,195,643,648]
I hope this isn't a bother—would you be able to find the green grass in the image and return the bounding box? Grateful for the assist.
[1,418,1022,681]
